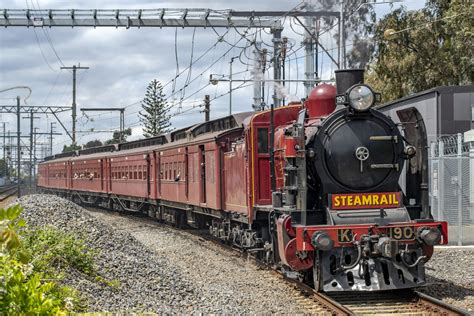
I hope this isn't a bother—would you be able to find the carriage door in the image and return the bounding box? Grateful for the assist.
[199,145,206,204]
[256,127,271,204]
[100,159,104,191]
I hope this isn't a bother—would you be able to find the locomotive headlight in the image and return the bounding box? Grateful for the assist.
[311,231,334,251]
[348,84,375,112]
[417,227,442,246]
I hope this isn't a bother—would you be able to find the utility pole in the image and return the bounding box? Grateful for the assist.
[339,0,345,69]
[60,64,89,144]
[16,96,21,197]
[282,37,288,106]
[33,127,38,186]
[2,122,5,180]
[229,57,237,116]
[203,95,210,122]
[304,0,316,96]
[50,122,56,156]
[22,110,40,188]
[270,26,283,193]
[252,42,263,111]
[7,130,10,180]
[261,48,268,110]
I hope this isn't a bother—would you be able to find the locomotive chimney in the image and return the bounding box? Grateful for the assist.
[335,68,365,95]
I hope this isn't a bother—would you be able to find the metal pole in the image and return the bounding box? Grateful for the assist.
[16,96,21,197]
[315,19,319,80]
[50,122,54,156]
[252,42,263,111]
[261,48,267,110]
[304,1,315,96]
[457,133,463,246]
[229,57,235,116]
[7,130,10,180]
[269,27,282,192]
[438,140,444,222]
[2,122,5,180]
[120,109,124,142]
[29,109,33,187]
[61,64,89,145]
[429,142,437,220]
[33,127,38,188]
[339,0,346,69]
[72,65,77,144]
[204,95,210,122]
[272,28,282,108]
[282,37,287,106]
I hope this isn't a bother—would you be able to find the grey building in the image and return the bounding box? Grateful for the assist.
[378,86,474,245]
[378,86,474,143]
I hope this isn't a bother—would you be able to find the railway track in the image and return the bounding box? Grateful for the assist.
[84,205,470,315]
[233,249,469,315]
[0,184,18,202]
[184,225,470,315]
[329,290,469,315]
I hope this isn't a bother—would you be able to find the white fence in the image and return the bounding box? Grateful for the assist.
[429,132,474,245]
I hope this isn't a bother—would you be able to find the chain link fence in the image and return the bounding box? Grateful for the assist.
[429,133,474,245]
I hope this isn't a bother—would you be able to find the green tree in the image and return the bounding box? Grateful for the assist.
[367,0,473,102]
[62,143,81,153]
[83,139,103,149]
[317,0,376,68]
[104,128,131,145]
[139,79,172,138]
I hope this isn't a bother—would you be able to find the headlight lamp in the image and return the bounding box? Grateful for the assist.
[348,84,375,112]
[311,231,334,251]
[417,227,442,246]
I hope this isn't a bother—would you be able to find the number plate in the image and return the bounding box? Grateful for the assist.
[388,226,415,240]
[337,229,353,243]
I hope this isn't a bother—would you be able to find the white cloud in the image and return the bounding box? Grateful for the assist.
[0,0,423,156]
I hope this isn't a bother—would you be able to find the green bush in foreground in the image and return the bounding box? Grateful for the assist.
[0,204,94,314]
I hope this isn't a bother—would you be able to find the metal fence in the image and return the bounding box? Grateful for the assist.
[429,133,474,245]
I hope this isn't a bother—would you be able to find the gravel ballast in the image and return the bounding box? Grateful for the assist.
[13,194,473,313]
[14,194,316,313]
[420,247,474,312]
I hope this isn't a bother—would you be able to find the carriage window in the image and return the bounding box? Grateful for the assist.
[257,128,269,153]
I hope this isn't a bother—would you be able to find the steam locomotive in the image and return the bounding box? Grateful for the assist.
[38,69,447,292]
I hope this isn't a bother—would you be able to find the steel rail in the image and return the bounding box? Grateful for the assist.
[0,185,18,201]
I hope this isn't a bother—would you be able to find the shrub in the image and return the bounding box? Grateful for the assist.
[0,204,87,314]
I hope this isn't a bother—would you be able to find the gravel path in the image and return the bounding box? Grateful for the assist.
[14,194,316,314]
[13,194,473,314]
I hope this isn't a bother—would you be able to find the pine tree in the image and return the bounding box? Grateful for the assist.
[139,79,172,138]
